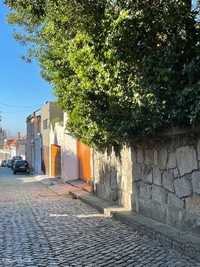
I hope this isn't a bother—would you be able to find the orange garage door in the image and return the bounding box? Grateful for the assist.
[77,141,91,182]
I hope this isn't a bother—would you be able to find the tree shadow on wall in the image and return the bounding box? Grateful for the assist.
[97,162,120,204]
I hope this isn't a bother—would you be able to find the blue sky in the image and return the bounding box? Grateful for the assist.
[0,2,54,137]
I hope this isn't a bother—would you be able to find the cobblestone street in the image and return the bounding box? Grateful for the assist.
[0,168,199,267]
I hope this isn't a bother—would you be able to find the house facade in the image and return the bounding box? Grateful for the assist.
[16,132,26,159]
[41,101,64,175]
[0,128,7,150]
[4,139,17,158]
[49,113,79,180]
[26,102,92,185]
[26,109,42,174]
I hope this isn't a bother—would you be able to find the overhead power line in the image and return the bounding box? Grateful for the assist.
[0,101,39,110]
[1,110,29,114]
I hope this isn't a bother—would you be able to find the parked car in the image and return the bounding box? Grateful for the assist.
[13,160,30,174]
[1,160,7,167]
[11,156,23,169]
[7,160,12,168]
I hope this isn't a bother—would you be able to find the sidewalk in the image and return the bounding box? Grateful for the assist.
[34,175,83,196]
[34,175,127,216]
[34,175,200,261]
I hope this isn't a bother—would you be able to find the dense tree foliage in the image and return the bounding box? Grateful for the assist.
[4,0,200,148]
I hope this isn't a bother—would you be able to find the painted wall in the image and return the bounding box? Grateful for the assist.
[26,111,41,173]
[62,131,79,181]
[0,149,10,162]
[10,145,16,158]
[16,140,26,159]
[0,128,7,149]
[41,103,51,174]
[34,135,42,174]
[49,117,78,180]
[41,102,63,175]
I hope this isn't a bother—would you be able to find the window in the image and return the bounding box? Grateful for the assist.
[43,119,48,130]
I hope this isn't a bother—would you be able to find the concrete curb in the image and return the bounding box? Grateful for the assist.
[113,212,200,261]
[68,190,118,215]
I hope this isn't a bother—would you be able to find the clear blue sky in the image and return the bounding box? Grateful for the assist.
[0,2,54,137]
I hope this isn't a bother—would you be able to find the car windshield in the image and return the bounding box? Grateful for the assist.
[15,160,27,166]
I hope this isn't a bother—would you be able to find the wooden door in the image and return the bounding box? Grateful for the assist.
[51,144,61,177]
[77,141,91,182]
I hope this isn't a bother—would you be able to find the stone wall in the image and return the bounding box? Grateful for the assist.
[93,146,133,209]
[93,129,200,234]
[133,132,200,234]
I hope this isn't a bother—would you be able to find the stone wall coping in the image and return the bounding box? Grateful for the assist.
[129,126,200,145]
[159,126,200,137]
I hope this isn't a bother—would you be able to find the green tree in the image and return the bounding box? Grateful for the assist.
[4,0,200,149]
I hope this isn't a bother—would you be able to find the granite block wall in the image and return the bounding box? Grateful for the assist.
[93,146,133,209]
[133,133,200,234]
[93,129,200,234]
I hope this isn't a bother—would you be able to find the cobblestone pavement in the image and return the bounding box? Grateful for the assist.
[0,168,199,267]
